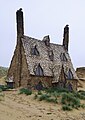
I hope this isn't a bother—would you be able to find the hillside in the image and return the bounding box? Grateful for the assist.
[76,67,85,79]
[0,66,8,78]
[76,67,85,91]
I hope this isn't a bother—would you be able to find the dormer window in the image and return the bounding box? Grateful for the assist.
[34,63,44,76]
[67,69,73,79]
[48,50,54,61]
[31,45,39,55]
[43,35,50,46]
[60,53,67,62]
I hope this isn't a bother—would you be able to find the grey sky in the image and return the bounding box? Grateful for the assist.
[0,0,85,69]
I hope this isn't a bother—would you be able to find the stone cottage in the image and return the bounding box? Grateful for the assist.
[7,8,78,90]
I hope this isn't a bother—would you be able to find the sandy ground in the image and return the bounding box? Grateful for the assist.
[0,90,85,120]
[0,77,85,120]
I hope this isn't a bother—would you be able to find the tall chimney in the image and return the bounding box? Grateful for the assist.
[16,8,24,37]
[63,25,69,51]
[16,8,24,87]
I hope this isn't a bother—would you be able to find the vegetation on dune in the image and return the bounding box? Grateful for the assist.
[0,85,10,91]
[0,66,8,78]
[33,87,85,111]
[0,84,85,111]
[19,88,32,95]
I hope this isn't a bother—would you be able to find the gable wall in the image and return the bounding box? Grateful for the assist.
[20,44,31,87]
[7,44,20,87]
[7,39,30,88]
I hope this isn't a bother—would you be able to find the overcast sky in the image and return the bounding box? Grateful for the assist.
[0,0,85,69]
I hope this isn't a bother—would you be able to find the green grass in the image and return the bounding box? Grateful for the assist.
[0,85,9,91]
[19,88,32,95]
[80,104,85,109]
[38,93,57,103]
[39,94,50,101]
[74,92,85,100]
[45,87,69,94]
[61,92,81,109]
[62,105,72,111]
[46,97,58,103]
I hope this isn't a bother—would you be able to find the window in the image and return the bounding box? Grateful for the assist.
[48,50,54,61]
[67,69,73,79]
[31,45,39,55]
[60,53,67,62]
[43,35,50,46]
[34,63,44,76]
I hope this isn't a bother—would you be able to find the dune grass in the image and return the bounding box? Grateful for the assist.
[19,88,32,95]
[34,87,85,111]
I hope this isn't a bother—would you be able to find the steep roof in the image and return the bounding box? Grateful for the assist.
[21,35,77,82]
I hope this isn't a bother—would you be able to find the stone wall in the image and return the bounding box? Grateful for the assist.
[8,40,30,88]
[29,75,53,89]
[66,79,77,91]
[7,44,20,87]
[20,45,31,87]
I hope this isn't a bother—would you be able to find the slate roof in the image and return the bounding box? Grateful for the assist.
[21,35,78,82]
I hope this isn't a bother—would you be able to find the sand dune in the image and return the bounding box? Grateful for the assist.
[0,90,85,120]
[0,75,85,120]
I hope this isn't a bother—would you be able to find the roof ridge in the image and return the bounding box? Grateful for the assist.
[23,35,62,46]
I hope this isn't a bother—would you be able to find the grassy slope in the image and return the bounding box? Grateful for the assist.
[0,66,8,78]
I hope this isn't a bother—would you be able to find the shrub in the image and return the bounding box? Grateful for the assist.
[52,91,60,97]
[78,91,85,96]
[19,88,32,95]
[61,93,71,104]
[0,85,9,91]
[56,88,69,93]
[62,105,72,111]
[45,87,69,94]
[81,104,85,109]
[61,92,80,109]
[38,91,42,95]
[46,97,58,103]
[74,92,85,100]
[39,94,50,101]
[45,87,55,93]
[72,98,80,108]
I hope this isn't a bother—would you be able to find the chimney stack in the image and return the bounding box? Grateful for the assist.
[16,8,24,37]
[63,25,69,51]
